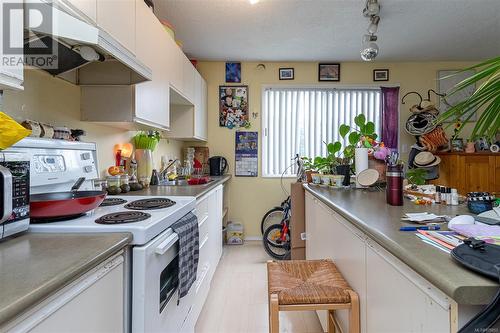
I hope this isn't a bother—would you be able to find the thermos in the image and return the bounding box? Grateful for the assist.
[386,165,403,206]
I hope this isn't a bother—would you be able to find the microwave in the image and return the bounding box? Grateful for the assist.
[0,150,30,240]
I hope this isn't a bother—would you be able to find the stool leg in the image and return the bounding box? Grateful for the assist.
[327,310,336,333]
[269,293,279,333]
[348,291,360,333]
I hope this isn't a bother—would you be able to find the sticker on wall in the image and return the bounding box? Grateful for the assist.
[225,62,241,83]
[235,131,258,177]
[219,85,250,129]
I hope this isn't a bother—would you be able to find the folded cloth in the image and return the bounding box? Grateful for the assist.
[170,212,199,301]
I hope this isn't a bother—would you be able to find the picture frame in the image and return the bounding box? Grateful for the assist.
[318,63,340,81]
[219,85,250,129]
[225,62,241,83]
[279,68,294,80]
[373,69,389,81]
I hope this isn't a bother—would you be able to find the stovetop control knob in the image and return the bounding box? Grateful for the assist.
[81,152,91,160]
[83,165,93,173]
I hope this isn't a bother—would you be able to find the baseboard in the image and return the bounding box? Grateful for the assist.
[244,236,263,241]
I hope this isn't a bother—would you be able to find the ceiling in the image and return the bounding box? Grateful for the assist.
[155,0,500,62]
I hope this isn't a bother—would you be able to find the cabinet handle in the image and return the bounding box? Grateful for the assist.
[301,232,307,240]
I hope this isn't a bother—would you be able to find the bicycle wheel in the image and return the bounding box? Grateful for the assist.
[261,207,284,235]
[262,224,291,260]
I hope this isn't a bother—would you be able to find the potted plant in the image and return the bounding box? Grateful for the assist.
[436,56,500,141]
[132,131,161,184]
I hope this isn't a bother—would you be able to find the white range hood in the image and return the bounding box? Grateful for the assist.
[24,0,152,85]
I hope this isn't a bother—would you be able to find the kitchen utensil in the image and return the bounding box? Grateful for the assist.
[30,177,106,220]
[356,168,379,187]
[208,156,228,176]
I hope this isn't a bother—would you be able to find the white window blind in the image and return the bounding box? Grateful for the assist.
[262,87,381,177]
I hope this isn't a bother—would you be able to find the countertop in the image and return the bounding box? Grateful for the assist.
[0,232,132,326]
[304,184,498,305]
[122,175,231,199]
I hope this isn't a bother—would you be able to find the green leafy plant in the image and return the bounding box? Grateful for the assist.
[406,168,427,186]
[132,131,161,151]
[436,56,500,140]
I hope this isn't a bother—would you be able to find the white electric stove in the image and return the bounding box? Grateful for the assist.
[12,137,199,333]
[29,195,196,245]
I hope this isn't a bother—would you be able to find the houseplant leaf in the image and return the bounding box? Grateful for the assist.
[339,124,350,138]
[354,114,366,128]
[348,132,361,146]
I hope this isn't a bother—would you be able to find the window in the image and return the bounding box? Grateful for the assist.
[262,87,382,177]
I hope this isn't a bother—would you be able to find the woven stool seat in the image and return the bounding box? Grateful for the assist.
[268,259,352,305]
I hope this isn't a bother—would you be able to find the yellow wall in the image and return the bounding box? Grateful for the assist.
[2,69,183,174]
[196,61,477,238]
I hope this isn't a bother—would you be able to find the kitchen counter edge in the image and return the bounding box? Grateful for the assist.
[303,184,498,305]
[0,232,132,327]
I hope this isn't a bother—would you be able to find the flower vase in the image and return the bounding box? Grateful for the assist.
[135,149,153,185]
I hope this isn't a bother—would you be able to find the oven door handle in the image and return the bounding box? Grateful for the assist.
[155,233,179,255]
[0,166,13,224]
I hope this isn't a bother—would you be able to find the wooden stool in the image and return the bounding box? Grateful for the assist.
[267,259,359,333]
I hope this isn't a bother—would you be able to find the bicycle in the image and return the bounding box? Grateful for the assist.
[261,154,303,260]
[262,197,291,260]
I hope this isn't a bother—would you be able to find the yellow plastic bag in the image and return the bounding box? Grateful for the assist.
[0,112,31,150]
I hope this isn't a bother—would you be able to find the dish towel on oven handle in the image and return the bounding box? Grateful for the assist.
[171,212,199,303]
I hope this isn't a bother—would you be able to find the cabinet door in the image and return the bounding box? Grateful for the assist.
[366,242,450,333]
[0,0,23,90]
[168,41,184,93]
[133,0,169,129]
[463,155,494,193]
[96,0,135,54]
[182,57,195,103]
[329,212,367,333]
[194,74,208,140]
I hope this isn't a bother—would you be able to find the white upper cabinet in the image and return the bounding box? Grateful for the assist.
[194,74,208,140]
[168,72,208,141]
[0,0,23,90]
[167,39,183,94]
[134,0,169,129]
[181,56,195,102]
[96,0,136,54]
[62,0,97,23]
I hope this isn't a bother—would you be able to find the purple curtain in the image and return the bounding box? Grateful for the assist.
[381,87,400,149]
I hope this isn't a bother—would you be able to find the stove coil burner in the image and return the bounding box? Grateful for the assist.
[95,211,151,224]
[99,198,127,207]
[124,198,176,210]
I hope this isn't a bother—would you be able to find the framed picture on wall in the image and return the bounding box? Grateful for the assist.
[373,69,389,81]
[318,63,340,81]
[279,68,294,80]
[219,86,250,129]
[225,62,241,83]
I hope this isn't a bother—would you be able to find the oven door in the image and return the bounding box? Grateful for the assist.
[132,227,191,333]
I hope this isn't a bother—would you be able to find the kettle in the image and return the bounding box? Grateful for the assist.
[208,156,228,176]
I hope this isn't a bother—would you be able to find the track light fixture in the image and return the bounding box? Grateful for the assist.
[360,0,381,61]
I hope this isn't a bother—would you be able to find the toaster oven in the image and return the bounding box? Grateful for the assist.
[0,150,30,240]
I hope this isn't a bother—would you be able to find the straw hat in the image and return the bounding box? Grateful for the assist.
[413,151,441,167]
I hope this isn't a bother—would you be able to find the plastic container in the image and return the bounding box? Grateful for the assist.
[467,192,494,214]
[226,221,244,245]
